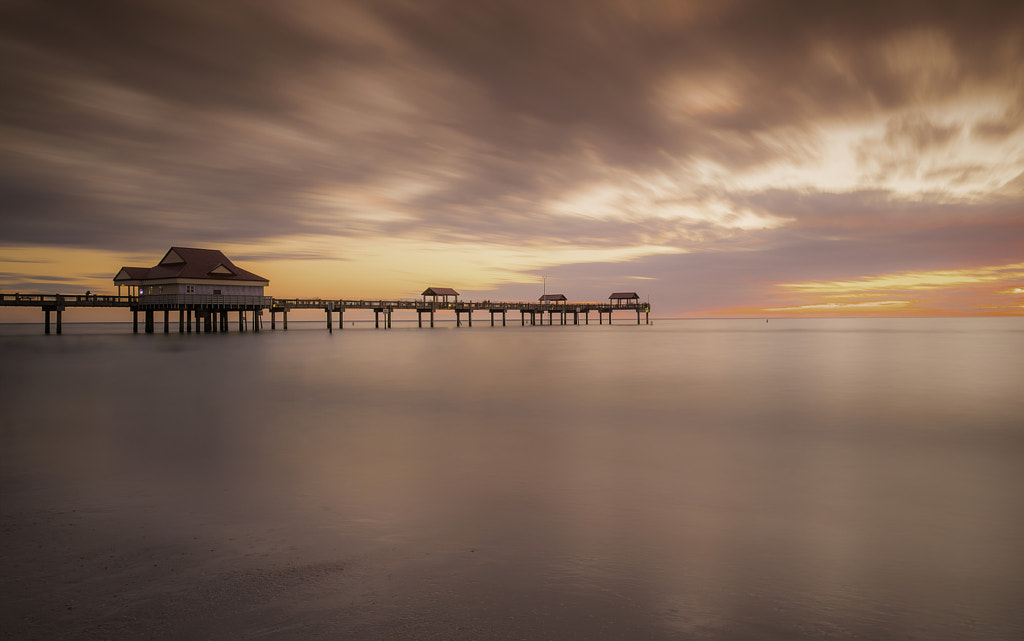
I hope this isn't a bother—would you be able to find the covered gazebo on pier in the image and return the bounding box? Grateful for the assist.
[609,292,640,308]
[422,287,459,305]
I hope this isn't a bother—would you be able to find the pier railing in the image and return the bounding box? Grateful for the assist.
[1,293,135,307]
[2,293,649,313]
[134,294,273,309]
[270,298,649,313]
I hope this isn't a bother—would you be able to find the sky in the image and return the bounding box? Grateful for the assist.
[1,0,1022,318]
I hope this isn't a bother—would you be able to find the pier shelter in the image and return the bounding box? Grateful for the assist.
[609,292,640,307]
[422,287,459,304]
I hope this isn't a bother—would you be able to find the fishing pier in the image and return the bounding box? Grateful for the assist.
[0,293,650,334]
[1,247,650,333]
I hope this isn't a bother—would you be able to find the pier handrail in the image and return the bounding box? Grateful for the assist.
[1,293,136,306]
[135,294,273,308]
[3,292,650,313]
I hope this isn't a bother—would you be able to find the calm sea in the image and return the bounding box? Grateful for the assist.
[2,318,1022,640]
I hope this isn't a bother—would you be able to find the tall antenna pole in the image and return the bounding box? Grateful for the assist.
[542,275,547,296]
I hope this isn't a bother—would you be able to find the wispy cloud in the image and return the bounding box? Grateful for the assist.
[1,0,1021,314]
[778,263,1024,294]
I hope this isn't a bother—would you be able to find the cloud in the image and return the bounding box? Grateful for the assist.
[1,0,1022,314]
[778,262,1024,294]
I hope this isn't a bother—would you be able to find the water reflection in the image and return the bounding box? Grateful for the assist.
[1,319,1022,639]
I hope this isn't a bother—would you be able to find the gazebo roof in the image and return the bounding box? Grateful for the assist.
[539,294,567,301]
[422,287,459,297]
[609,292,640,300]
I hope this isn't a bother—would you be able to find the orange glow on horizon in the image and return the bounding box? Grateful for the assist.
[709,262,1024,317]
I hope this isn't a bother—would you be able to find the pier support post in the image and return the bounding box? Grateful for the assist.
[133,309,138,333]
[164,309,169,333]
[271,310,276,330]
[238,310,245,332]
[204,311,212,333]
[430,310,434,328]
[283,310,288,330]
[56,309,62,334]
[374,309,380,329]
[145,310,154,334]
[338,307,343,329]
[44,309,51,334]
[387,309,392,329]
[327,307,332,333]
[179,308,184,333]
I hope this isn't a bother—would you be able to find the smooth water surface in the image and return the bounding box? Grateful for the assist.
[2,318,1022,639]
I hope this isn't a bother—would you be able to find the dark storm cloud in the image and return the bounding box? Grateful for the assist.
[1,0,1022,307]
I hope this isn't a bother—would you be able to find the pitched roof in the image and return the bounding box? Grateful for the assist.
[113,247,268,283]
[609,292,639,299]
[422,287,459,297]
[113,267,151,282]
[539,294,567,301]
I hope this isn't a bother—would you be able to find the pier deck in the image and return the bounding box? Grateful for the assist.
[1,293,650,333]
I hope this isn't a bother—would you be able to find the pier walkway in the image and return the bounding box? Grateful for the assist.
[1,293,650,334]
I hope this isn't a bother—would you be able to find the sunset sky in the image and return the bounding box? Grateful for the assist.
[1,0,1022,317]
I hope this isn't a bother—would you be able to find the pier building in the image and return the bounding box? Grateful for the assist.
[112,247,271,334]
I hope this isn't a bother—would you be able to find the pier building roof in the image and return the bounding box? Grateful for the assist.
[114,247,269,286]
[539,294,567,302]
[422,287,459,297]
[609,292,640,300]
